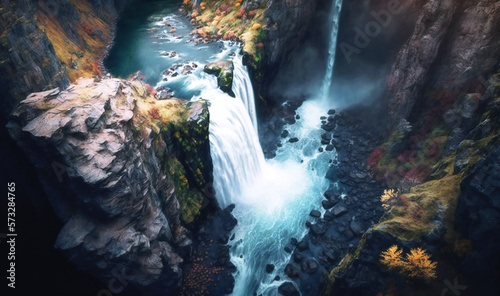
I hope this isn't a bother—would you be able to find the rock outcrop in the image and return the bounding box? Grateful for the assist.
[322,69,500,296]
[387,0,500,124]
[7,77,215,294]
[0,0,132,123]
[204,60,235,96]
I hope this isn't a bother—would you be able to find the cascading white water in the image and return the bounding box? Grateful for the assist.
[319,0,344,101]
[233,55,258,132]
[205,55,334,296]
[208,85,266,209]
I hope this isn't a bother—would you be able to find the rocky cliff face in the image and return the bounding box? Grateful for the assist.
[319,1,500,295]
[0,0,69,121]
[261,0,318,86]
[323,71,500,296]
[387,0,500,123]
[7,77,217,294]
[0,0,131,123]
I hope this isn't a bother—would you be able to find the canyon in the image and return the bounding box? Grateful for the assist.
[2,0,500,296]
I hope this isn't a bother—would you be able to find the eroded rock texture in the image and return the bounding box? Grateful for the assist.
[387,0,500,123]
[7,78,213,294]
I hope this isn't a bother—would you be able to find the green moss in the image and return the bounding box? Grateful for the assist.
[164,156,204,223]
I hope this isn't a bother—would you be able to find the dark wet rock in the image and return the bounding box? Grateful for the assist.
[182,64,193,75]
[284,264,300,279]
[278,282,300,296]
[328,109,336,115]
[321,122,336,131]
[289,137,299,143]
[284,245,293,253]
[323,211,335,221]
[324,187,341,200]
[325,145,335,151]
[350,220,365,236]
[281,130,289,138]
[318,147,324,152]
[293,252,304,263]
[321,133,332,141]
[266,264,275,273]
[323,248,336,262]
[333,205,348,216]
[290,238,298,245]
[310,210,321,218]
[322,200,335,210]
[297,241,309,251]
[301,258,319,274]
[310,224,327,235]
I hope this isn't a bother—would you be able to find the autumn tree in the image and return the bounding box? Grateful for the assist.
[380,245,404,269]
[380,245,437,280]
[380,189,400,210]
[402,248,437,280]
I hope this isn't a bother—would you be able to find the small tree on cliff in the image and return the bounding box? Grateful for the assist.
[380,245,437,281]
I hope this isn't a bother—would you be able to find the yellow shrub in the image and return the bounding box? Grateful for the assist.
[381,189,400,210]
[380,245,437,280]
[380,245,404,269]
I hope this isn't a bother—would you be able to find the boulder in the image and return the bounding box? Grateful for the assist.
[278,282,300,296]
[322,200,335,210]
[301,258,319,274]
[333,205,348,216]
[204,60,235,96]
[284,264,300,279]
[310,210,321,218]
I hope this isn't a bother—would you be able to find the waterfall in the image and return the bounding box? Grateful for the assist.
[207,56,266,209]
[207,54,332,296]
[319,0,344,101]
[232,55,258,132]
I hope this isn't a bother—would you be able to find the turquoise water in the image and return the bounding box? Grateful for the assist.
[104,0,235,98]
[106,2,339,295]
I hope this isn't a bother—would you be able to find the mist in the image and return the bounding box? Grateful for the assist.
[269,0,419,110]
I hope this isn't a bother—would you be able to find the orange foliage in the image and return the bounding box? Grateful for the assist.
[236,8,246,18]
[380,245,437,280]
[380,189,400,210]
[403,248,438,279]
[149,107,160,120]
[380,245,404,269]
[252,23,262,30]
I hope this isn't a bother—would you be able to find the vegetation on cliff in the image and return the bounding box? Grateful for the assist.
[35,0,115,81]
[133,84,213,224]
[182,0,267,64]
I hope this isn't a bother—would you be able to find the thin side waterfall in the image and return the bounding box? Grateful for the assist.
[233,55,258,132]
[320,0,344,101]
